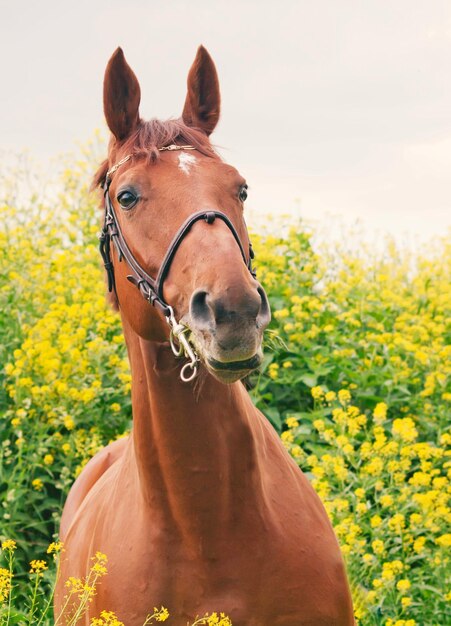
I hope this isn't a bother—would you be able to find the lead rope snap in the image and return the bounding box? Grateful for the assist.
[166,306,199,382]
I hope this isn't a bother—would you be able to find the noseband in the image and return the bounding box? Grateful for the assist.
[99,145,256,382]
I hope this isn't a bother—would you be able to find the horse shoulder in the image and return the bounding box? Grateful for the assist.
[59,436,129,539]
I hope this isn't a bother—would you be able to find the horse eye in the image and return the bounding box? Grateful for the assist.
[117,190,138,210]
[239,185,248,202]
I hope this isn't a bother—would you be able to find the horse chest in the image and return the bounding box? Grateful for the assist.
[61,439,352,624]
[90,509,352,626]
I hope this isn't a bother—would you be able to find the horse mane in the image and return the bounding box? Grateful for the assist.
[92,118,215,189]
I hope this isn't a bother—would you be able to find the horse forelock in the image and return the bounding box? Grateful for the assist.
[92,118,215,190]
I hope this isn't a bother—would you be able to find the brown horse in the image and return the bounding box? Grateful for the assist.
[56,46,354,625]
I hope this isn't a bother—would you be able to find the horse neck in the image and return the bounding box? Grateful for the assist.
[121,316,266,542]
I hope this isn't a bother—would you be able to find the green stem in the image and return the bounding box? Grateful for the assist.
[26,572,41,626]
[35,554,62,626]
[4,551,14,626]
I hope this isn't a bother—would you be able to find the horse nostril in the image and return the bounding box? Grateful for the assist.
[190,285,271,332]
[190,290,213,328]
[257,285,271,329]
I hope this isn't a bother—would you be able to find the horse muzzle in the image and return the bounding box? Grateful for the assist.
[186,283,271,382]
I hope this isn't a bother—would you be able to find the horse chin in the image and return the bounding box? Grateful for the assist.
[201,347,264,384]
[207,368,250,384]
[186,324,264,384]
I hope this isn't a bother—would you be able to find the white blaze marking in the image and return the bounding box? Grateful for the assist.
[178,152,197,175]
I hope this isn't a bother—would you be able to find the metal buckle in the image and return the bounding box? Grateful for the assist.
[160,145,197,152]
[106,154,132,178]
[166,306,199,382]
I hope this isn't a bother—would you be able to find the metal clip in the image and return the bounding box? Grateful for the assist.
[166,306,199,382]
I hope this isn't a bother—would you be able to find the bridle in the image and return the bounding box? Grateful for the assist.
[99,144,256,382]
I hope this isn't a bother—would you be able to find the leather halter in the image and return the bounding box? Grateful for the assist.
[98,145,256,380]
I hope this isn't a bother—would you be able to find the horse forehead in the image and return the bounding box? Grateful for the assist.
[112,154,241,193]
[159,152,239,177]
[188,159,243,189]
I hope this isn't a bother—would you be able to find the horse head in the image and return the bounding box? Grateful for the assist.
[95,46,270,384]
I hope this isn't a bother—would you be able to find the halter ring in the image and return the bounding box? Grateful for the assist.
[180,361,198,383]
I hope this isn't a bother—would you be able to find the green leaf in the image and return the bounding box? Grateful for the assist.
[263,407,282,431]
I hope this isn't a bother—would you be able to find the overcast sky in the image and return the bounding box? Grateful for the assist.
[1,0,450,241]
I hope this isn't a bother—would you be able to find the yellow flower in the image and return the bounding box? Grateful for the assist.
[43,454,54,466]
[29,559,47,575]
[373,402,388,423]
[396,579,411,593]
[206,613,232,626]
[4,363,14,375]
[338,389,351,405]
[409,513,422,527]
[436,533,451,547]
[274,307,290,319]
[110,403,121,412]
[32,478,44,491]
[364,457,384,476]
[412,469,432,487]
[372,539,384,554]
[65,576,84,593]
[91,561,108,575]
[0,567,12,602]
[153,606,170,622]
[311,386,324,400]
[413,537,426,553]
[325,390,336,402]
[64,415,75,430]
[392,418,418,443]
[93,551,108,564]
[285,416,299,428]
[381,568,395,581]
[332,408,347,426]
[388,514,405,532]
[1,540,17,552]
[90,610,124,626]
[47,541,63,554]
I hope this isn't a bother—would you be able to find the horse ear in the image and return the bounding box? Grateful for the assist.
[103,48,141,141]
[182,45,220,136]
